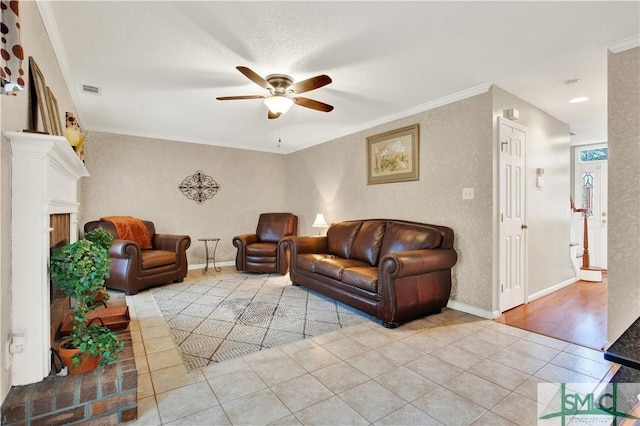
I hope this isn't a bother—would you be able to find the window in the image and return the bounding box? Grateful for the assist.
[579,147,608,162]
[581,172,594,217]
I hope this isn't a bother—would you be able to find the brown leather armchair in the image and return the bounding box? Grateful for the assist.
[233,213,298,274]
[84,219,191,295]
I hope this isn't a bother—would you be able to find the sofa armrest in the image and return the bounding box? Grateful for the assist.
[154,233,191,253]
[233,233,258,271]
[110,239,141,259]
[233,233,259,248]
[380,249,458,278]
[286,236,328,255]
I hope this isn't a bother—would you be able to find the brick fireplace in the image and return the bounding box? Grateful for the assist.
[2,132,137,424]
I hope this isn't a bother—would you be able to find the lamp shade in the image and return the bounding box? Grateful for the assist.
[264,95,294,114]
[312,213,328,228]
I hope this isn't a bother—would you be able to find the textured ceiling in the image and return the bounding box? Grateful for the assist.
[39,1,639,153]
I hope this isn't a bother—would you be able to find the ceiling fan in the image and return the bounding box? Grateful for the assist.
[217,66,334,119]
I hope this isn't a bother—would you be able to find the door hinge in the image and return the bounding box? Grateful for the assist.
[501,213,504,222]
[501,284,504,293]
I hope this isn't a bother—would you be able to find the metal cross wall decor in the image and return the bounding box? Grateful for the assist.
[178,170,220,204]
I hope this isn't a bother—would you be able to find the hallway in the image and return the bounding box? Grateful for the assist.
[496,278,607,350]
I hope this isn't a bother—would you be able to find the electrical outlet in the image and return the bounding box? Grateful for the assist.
[462,188,474,200]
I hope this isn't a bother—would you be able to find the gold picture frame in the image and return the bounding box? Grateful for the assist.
[366,124,420,185]
[46,86,62,136]
[29,57,52,134]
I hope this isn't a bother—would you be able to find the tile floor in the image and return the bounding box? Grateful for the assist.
[124,269,620,425]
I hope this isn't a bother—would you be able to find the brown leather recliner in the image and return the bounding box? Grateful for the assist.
[84,219,191,295]
[233,213,298,274]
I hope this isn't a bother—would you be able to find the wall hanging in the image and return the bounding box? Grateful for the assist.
[179,170,220,204]
[1,0,25,94]
[366,124,420,185]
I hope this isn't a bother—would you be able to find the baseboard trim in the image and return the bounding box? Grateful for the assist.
[447,299,497,319]
[527,277,579,303]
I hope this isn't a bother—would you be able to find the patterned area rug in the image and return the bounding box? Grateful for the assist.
[151,268,375,370]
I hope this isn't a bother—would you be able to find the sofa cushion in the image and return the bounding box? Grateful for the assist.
[342,267,378,292]
[350,221,386,266]
[141,250,177,269]
[296,253,332,273]
[379,222,443,259]
[315,258,369,281]
[327,221,362,259]
[246,242,277,257]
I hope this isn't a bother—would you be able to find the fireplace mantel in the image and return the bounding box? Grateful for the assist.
[3,131,89,385]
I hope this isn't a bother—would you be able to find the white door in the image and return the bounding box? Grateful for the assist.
[499,117,528,312]
[575,148,608,269]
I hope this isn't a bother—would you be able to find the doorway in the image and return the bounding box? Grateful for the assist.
[574,145,608,269]
[497,144,609,350]
[498,117,528,312]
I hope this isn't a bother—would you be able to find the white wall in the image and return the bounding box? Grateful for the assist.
[607,46,640,344]
[80,132,288,265]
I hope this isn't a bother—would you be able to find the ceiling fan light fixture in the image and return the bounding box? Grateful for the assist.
[264,95,294,114]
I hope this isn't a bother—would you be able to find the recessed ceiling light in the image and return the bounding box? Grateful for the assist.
[569,97,589,104]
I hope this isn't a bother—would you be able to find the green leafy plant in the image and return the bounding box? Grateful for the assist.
[50,229,124,368]
[82,228,115,305]
[83,228,115,251]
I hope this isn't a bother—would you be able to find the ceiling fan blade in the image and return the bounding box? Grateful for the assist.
[290,75,332,94]
[268,110,281,120]
[216,95,265,100]
[236,66,273,90]
[293,97,334,112]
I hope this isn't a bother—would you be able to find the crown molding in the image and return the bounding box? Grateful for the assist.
[609,34,640,54]
[293,83,493,153]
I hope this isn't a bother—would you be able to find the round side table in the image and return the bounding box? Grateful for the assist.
[198,238,221,274]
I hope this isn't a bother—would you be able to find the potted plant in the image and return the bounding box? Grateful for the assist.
[50,229,124,374]
[82,228,115,304]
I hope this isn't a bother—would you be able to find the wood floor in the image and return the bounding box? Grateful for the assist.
[495,276,607,350]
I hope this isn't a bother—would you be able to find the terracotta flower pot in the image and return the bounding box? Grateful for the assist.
[94,287,107,302]
[58,342,100,375]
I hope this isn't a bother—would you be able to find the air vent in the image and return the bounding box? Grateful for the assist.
[82,84,101,95]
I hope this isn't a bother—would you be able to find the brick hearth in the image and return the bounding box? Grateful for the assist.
[1,322,137,424]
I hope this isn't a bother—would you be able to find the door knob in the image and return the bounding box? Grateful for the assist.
[521,224,528,229]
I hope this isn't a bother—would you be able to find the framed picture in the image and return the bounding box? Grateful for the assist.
[46,86,62,136]
[29,57,52,134]
[366,124,420,185]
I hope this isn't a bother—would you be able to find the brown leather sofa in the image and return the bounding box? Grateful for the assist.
[233,213,298,274]
[84,219,191,295]
[286,219,457,328]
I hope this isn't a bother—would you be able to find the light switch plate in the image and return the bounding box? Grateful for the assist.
[463,188,474,200]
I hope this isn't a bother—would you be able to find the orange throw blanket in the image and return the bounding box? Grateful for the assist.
[101,216,152,249]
